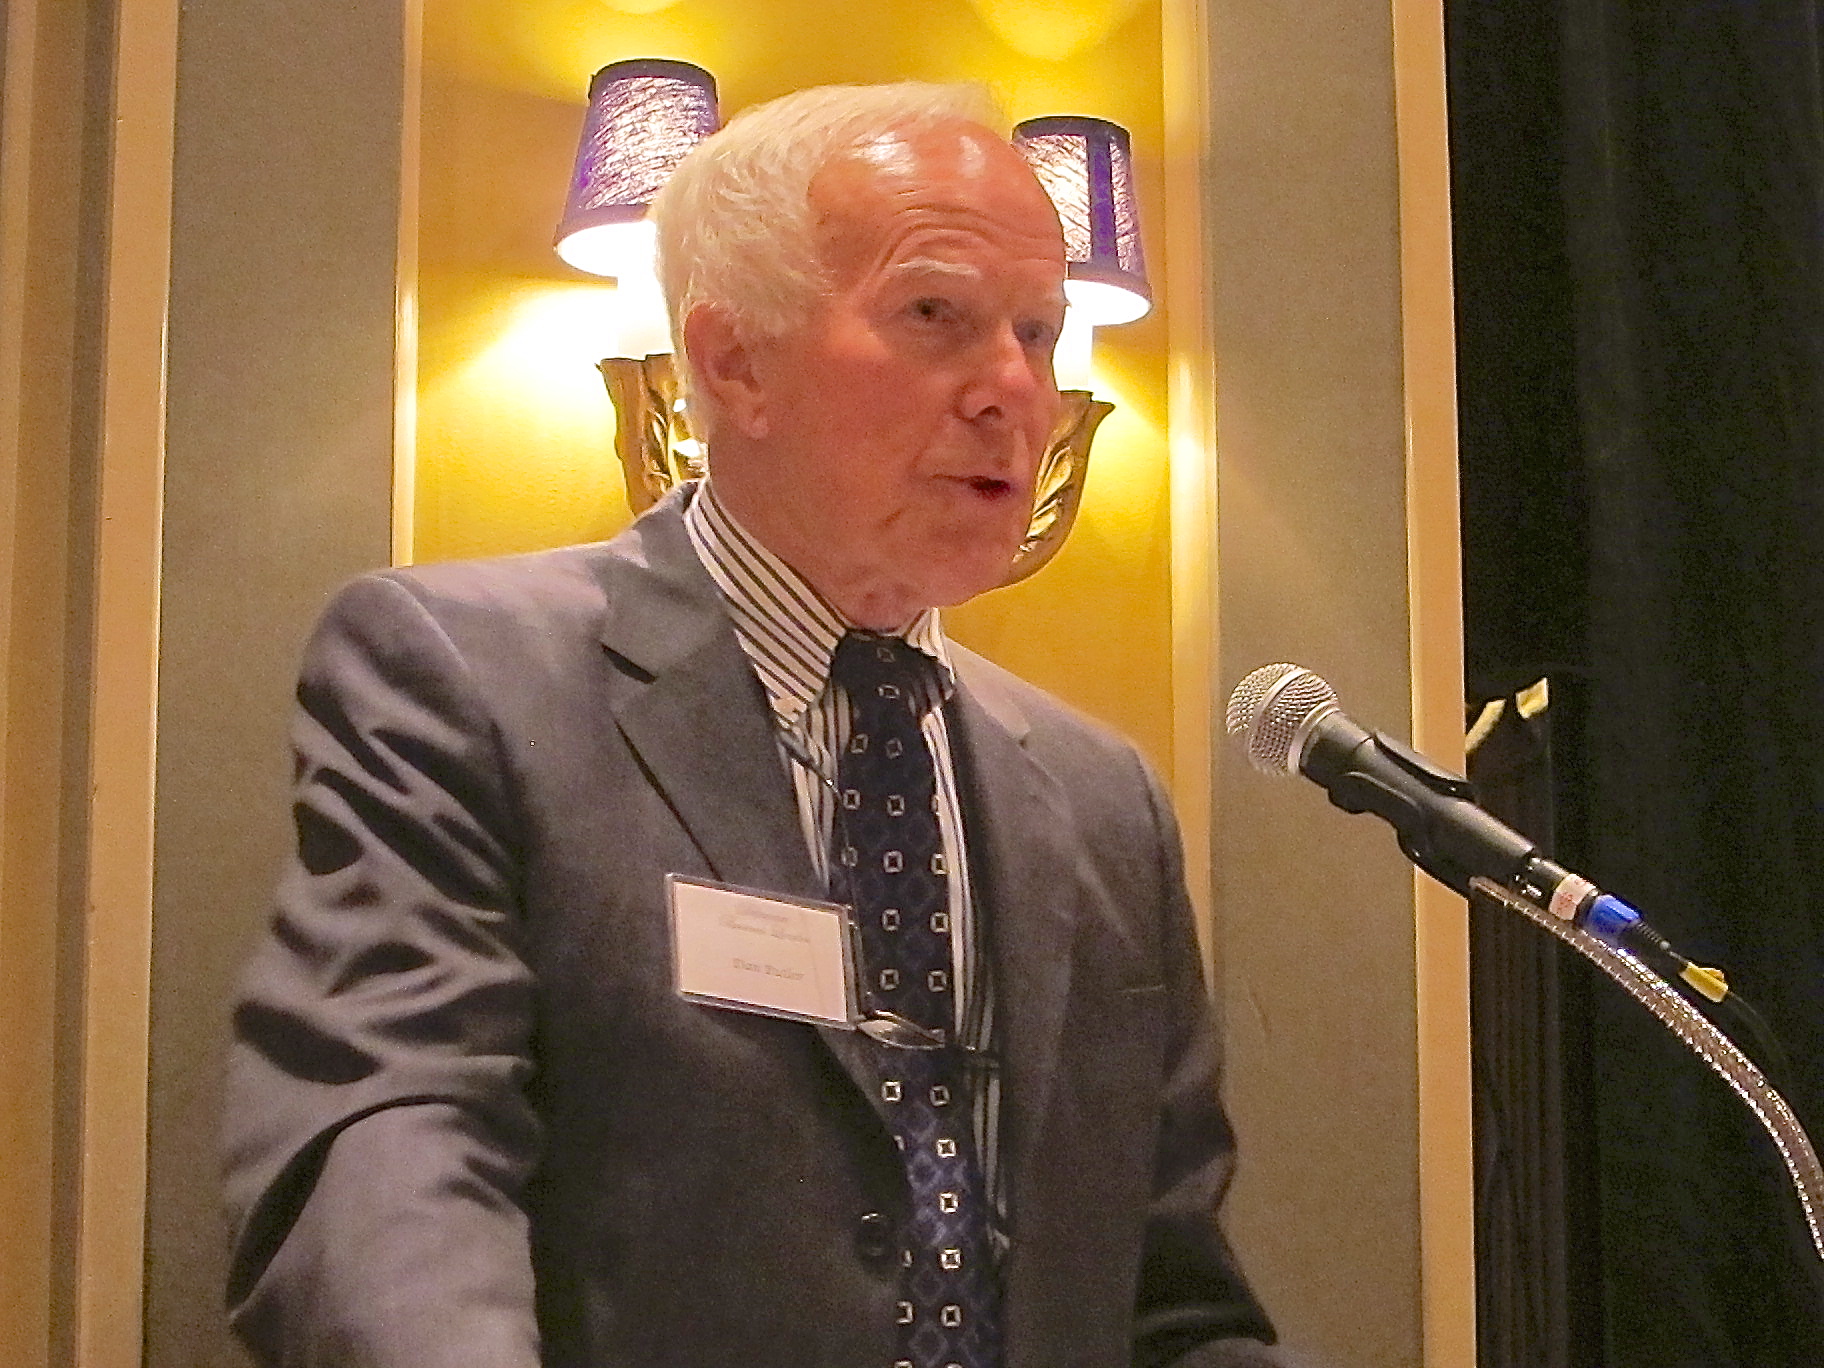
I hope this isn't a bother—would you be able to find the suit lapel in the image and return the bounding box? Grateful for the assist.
[946,658,1080,1191]
[592,495,885,1111]
[594,495,819,903]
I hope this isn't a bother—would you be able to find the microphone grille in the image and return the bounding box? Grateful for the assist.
[1225,663,1339,775]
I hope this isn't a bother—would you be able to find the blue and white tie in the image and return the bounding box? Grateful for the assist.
[829,631,1000,1368]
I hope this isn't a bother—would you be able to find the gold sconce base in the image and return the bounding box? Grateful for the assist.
[600,353,1112,587]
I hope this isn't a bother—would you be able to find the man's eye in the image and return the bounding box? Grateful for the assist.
[1017,318,1062,350]
[909,297,953,322]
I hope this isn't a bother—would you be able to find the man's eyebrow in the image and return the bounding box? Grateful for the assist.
[884,258,982,284]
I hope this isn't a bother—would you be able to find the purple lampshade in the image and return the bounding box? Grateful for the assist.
[1013,116,1150,325]
[555,59,719,277]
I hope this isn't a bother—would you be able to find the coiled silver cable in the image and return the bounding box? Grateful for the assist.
[1475,877,1824,1263]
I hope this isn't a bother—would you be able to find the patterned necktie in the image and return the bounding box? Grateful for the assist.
[828,631,1001,1368]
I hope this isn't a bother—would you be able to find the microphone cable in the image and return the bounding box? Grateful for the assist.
[1227,662,1824,1274]
[1227,660,1800,1100]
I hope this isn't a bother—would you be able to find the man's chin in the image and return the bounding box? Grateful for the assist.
[921,548,1024,609]
[846,528,1026,622]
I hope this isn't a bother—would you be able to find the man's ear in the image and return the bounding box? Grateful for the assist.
[682,305,769,440]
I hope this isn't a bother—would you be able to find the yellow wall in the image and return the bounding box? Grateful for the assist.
[414,0,1178,775]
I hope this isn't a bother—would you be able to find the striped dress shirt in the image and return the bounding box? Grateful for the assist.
[682,479,1004,1235]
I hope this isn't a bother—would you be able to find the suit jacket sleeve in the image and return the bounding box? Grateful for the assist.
[1130,756,1292,1368]
[222,573,543,1367]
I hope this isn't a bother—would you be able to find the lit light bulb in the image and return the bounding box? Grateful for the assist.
[1064,277,1149,327]
[555,217,657,281]
[1052,306,1096,391]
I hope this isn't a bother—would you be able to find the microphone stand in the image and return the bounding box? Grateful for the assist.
[1467,876,1824,1270]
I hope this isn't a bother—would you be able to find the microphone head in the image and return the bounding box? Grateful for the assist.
[1225,663,1340,775]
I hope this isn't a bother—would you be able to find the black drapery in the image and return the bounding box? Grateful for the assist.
[1450,1,1824,1362]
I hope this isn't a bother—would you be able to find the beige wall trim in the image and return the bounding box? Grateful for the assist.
[1162,0,1217,958]
[392,0,423,567]
[1,0,174,1363]
[1391,1,1476,1363]
[0,4,68,1362]
[78,0,181,1362]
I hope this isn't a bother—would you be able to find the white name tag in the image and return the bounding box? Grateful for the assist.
[667,874,858,1028]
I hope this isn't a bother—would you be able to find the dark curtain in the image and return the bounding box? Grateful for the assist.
[1449,1,1824,1362]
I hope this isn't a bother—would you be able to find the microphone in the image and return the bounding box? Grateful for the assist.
[1227,666,1809,1157]
[1223,663,1647,944]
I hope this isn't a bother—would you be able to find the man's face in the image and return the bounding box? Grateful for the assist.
[717,123,1067,628]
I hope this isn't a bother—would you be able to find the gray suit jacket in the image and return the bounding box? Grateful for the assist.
[223,488,1278,1367]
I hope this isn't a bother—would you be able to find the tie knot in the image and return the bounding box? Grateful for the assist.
[831,631,935,718]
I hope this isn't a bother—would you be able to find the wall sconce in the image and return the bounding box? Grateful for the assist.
[568,85,1151,586]
[555,59,719,282]
[1013,115,1150,394]
[1012,116,1150,326]
[555,59,718,502]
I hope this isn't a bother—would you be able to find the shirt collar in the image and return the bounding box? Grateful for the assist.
[683,479,955,731]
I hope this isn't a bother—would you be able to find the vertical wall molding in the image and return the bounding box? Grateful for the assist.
[77,0,180,1361]
[392,0,422,567]
[0,4,78,1360]
[1,0,175,1363]
[1391,0,1476,1362]
[1202,0,1473,1361]
[1163,0,1218,955]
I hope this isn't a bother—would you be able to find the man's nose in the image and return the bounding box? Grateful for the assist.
[957,323,1055,425]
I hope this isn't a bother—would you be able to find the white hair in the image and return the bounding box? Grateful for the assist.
[650,81,1002,436]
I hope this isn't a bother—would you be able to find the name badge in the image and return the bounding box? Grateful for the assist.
[667,874,858,1028]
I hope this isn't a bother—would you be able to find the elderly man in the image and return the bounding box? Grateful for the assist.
[224,82,1280,1368]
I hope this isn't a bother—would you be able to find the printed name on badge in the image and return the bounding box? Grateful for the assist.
[668,874,858,1027]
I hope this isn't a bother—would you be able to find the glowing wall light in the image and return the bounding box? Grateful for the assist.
[1013,115,1151,327]
[554,59,719,282]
